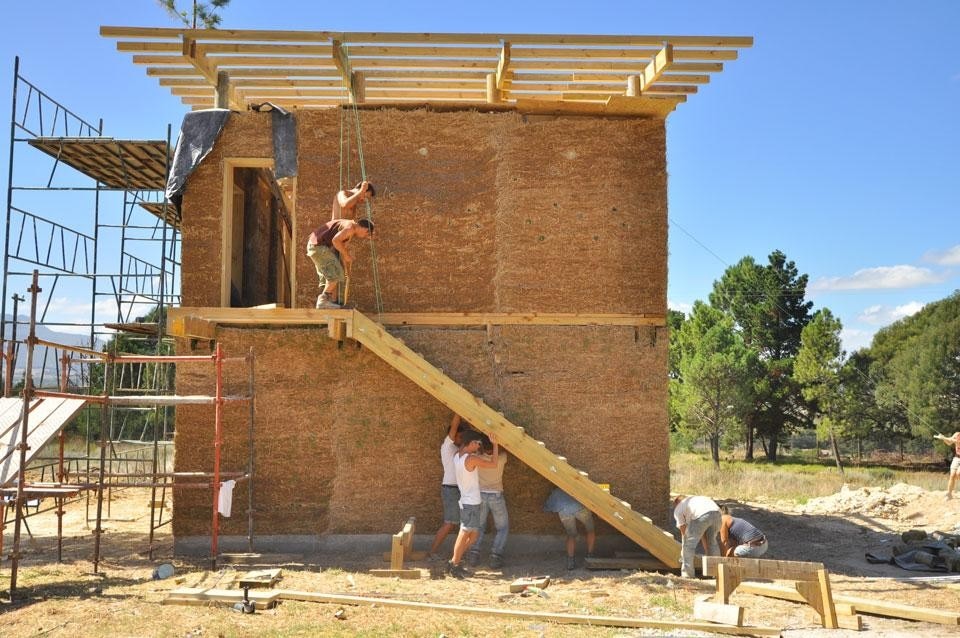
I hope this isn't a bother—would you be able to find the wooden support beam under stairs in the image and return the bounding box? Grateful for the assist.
[347,309,681,568]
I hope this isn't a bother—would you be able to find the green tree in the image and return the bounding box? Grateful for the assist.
[837,350,888,461]
[870,292,960,438]
[795,308,845,476]
[674,302,757,469]
[710,250,813,460]
[158,0,231,29]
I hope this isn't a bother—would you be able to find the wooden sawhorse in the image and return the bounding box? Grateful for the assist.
[702,556,839,629]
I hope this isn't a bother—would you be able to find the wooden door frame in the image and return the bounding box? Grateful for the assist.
[221,157,298,307]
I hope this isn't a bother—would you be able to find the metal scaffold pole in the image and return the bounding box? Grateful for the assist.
[8,269,41,597]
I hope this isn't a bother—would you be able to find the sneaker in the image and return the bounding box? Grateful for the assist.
[316,294,341,309]
[427,552,443,562]
[466,553,480,567]
[566,556,576,570]
[585,553,595,560]
[447,561,468,579]
[489,554,503,569]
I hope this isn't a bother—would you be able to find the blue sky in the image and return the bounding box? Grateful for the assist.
[1,1,958,351]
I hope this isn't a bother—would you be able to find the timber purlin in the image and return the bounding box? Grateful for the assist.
[102,26,752,114]
[166,307,666,340]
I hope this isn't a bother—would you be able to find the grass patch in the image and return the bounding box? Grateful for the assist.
[671,452,945,503]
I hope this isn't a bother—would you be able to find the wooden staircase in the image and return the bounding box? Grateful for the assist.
[341,309,681,568]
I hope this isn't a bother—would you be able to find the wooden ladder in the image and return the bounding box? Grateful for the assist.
[344,309,681,568]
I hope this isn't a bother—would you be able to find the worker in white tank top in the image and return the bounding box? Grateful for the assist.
[447,430,500,578]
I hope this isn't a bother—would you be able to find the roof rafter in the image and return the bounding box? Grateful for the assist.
[102,26,751,116]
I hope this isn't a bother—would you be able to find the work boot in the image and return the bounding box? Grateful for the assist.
[566,556,576,570]
[447,561,468,579]
[466,552,480,567]
[489,554,503,569]
[316,293,341,309]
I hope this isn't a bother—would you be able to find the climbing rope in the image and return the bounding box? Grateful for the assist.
[339,46,384,318]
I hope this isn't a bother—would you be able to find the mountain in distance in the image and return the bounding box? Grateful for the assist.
[2,315,103,386]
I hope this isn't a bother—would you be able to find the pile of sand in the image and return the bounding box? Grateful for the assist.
[800,483,929,519]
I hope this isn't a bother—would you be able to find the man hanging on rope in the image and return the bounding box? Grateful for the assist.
[331,180,375,220]
[307,218,375,309]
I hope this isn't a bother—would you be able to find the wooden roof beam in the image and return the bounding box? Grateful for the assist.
[640,44,673,93]
[332,40,358,101]
[495,42,511,90]
[101,26,753,48]
[181,35,243,110]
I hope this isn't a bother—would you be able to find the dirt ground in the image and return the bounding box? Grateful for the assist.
[2,484,960,637]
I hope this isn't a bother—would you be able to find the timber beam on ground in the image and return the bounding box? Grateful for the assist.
[166,307,665,339]
[737,581,960,626]
[163,587,781,636]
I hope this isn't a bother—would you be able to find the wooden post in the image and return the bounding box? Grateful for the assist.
[351,72,366,104]
[215,71,231,109]
[389,532,404,570]
[486,73,500,103]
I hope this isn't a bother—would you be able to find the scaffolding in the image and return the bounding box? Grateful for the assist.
[0,58,253,598]
[2,55,180,389]
[1,270,256,597]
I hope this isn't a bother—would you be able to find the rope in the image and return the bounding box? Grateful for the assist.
[338,45,384,318]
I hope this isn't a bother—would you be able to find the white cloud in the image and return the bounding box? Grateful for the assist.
[923,244,960,266]
[810,265,946,292]
[668,300,693,316]
[840,327,874,353]
[858,301,925,325]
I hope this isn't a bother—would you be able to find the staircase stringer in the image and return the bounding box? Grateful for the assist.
[349,310,680,568]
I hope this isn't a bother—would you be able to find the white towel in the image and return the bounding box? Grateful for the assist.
[218,479,236,517]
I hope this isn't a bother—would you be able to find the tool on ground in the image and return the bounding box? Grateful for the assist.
[233,585,256,614]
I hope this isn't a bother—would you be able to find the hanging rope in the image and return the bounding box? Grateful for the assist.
[338,45,384,318]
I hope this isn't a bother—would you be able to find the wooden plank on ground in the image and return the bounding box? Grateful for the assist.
[219,552,304,565]
[164,586,280,609]
[510,576,550,593]
[238,568,282,588]
[382,550,427,562]
[368,569,422,579]
[836,614,863,631]
[171,588,780,635]
[737,581,960,626]
[694,597,744,626]
[585,556,670,571]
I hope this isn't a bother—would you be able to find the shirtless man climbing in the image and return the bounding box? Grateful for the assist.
[306,218,375,309]
[331,180,375,220]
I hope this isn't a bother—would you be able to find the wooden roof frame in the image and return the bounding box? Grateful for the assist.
[102,26,752,117]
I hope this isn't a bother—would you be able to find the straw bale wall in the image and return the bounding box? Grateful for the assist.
[174,106,670,540]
